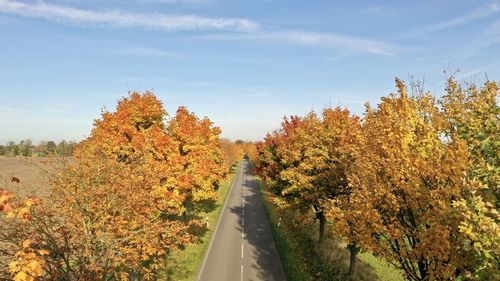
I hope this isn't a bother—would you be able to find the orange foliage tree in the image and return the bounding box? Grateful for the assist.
[242,142,258,163]
[219,139,244,172]
[167,106,226,209]
[257,109,361,249]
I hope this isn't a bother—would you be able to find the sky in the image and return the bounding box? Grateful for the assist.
[0,0,499,143]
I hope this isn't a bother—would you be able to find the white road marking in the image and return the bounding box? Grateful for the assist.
[241,243,244,258]
[241,265,244,281]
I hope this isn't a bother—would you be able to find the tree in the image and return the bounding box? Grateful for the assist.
[276,109,362,247]
[256,116,303,197]
[5,141,17,156]
[46,141,56,155]
[34,141,57,156]
[220,139,244,172]
[441,79,500,276]
[56,140,74,156]
[17,140,33,157]
[257,109,362,251]
[346,78,476,281]
[243,142,258,163]
[49,92,196,278]
[167,106,225,205]
[0,189,50,281]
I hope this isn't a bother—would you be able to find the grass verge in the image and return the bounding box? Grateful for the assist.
[259,178,312,281]
[358,253,405,281]
[158,164,238,281]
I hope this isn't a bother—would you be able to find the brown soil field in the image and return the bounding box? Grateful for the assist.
[0,157,51,197]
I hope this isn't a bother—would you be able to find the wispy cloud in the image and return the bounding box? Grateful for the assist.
[455,66,489,80]
[111,76,174,83]
[454,61,500,80]
[458,18,500,57]
[484,17,500,41]
[203,31,398,56]
[404,2,500,37]
[136,0,210,4]
[113,47,180,58]
[279,31,397,56]
[0,1,397,57]
[0,0,260,32]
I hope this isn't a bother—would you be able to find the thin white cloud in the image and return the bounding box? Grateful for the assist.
[278,31,397,56]
[203,31,398,56]
[137,0,210,4]
[458,18,500,57]
[0,0,260,32]
[113,47,180,58]
[455,66,489,80]
[0,1,397,57]
[405,2,500,37]
[485,18,500,40]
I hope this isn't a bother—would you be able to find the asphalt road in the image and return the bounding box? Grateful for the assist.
[197,160,287,281]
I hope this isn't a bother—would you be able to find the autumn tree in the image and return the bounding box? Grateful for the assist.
[276,110,358,246]
[257,109,362,251]
[167,106,225,207]
[45,93,198,279]
[0,189,49,281]
[242,142,258,163]
[256,116,302,197]
[220,139,244,172]
[344,79,479,280]
[441,79,500,276]
[1,92,226,280]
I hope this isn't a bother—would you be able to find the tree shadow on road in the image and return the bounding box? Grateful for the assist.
[229,171,287,281]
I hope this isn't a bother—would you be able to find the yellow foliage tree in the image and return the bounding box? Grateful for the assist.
[442,79,500,276]
[346,79,476,280]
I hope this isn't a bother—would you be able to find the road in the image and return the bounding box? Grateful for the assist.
[197,160,287,281]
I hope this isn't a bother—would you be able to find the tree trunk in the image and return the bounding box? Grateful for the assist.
[182,202,188,222]
[317,211,325,245]
[348,244,359,276]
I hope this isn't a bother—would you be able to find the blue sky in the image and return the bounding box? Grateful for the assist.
[0,0,499,143]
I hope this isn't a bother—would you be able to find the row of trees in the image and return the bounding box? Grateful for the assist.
[0,140,75,157]
[255,78,499,280]
[0,92,244,280]
[219,139,257,173]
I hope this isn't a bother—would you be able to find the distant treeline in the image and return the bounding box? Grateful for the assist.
[0,139,75,157]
